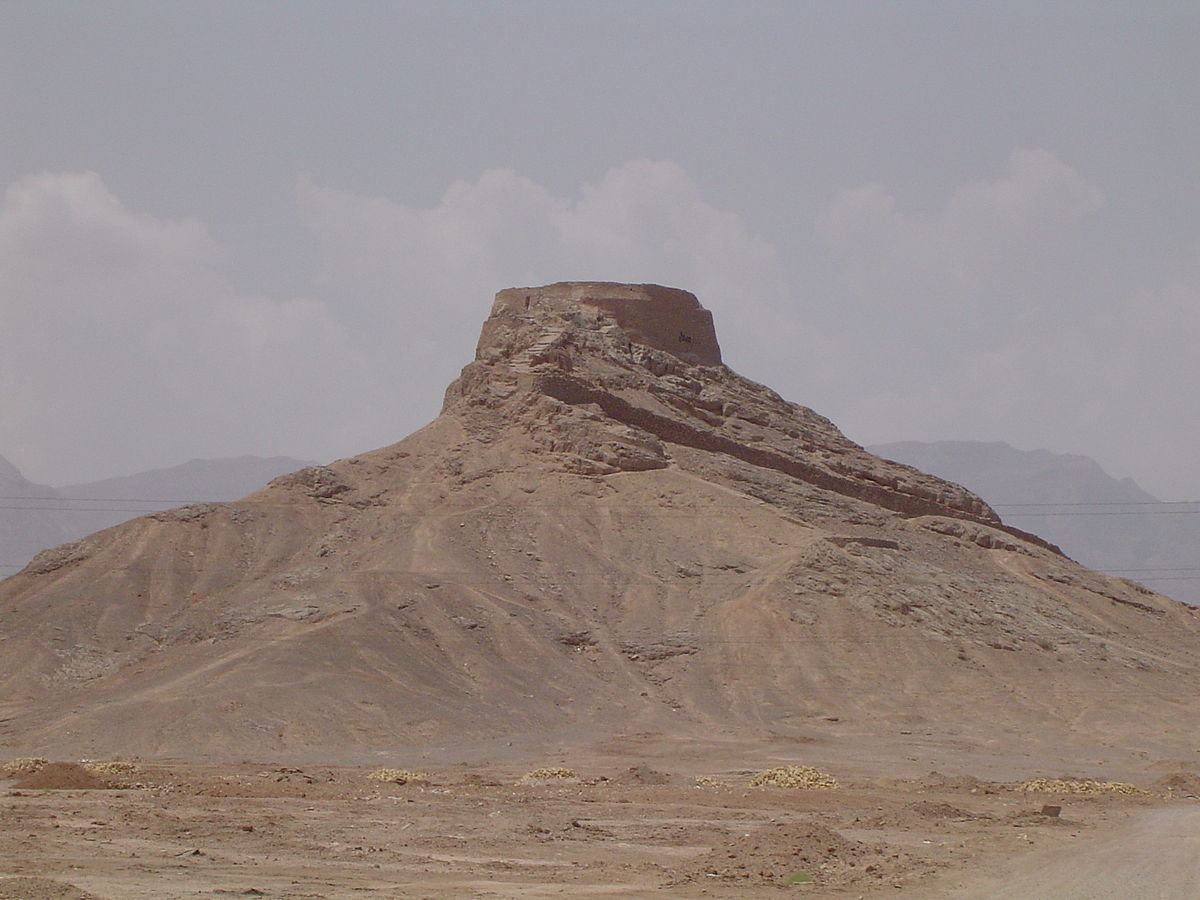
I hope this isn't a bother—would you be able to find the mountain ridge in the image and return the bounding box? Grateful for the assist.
[0,454,315,576]
[870,440,1200,605]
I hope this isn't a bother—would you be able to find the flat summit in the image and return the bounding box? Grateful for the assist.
[2,282,1198,764]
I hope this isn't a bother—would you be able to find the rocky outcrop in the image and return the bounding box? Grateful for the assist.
[485,282,722,366]
[447,282,1053,548]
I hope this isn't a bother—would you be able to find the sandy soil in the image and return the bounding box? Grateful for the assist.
[3,738,1197,900]
[938,805,1200,899]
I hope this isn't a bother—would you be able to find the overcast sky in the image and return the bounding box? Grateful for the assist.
[3,1,1198,500]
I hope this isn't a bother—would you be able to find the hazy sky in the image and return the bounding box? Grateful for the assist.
[3,2,1198,500]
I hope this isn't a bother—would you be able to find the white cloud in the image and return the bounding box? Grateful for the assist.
[2,163,796,484]
[815,151,1199,499]
[1065,251,1200,498]
[817,148,1104,318]
[0,172,369,484]
[296,158,802,397]
[298,159,780,317]
[7,158,1194,502]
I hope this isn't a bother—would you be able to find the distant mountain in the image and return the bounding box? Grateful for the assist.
[0,455,314,576]
[58,456,320,502]
[0,457,75,573]
[869,441,1199,605]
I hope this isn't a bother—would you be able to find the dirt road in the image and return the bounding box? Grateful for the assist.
[939,804,1200,899]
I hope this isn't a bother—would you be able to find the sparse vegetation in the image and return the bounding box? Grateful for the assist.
[1019,777,1146,795]
[1,757,49,776]
[519,766,578,783]
[750,765,839,789]
[82,761,142,777]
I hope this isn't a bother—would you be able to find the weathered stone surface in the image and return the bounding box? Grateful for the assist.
[487,282,721,366]
[449,282,1048,547]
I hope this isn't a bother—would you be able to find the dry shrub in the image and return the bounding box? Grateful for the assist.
[1,757,49,776]
[750,765,839,789]
[519,766,577,783]
[694,775,723,787]
[1019,777,1146,795]
[367,768,429,784]
[82,761,142,777]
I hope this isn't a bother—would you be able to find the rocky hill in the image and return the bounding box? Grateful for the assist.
[870,441,1200,605]
[1,283,1198,763]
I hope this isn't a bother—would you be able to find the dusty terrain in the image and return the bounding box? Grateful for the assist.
[2,282,1200,897]
[3,739,1199,899]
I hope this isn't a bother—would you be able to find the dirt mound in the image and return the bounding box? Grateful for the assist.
[913,771,992,793]
[907,799,982,820]
[1153,772,1200,795]
[14,762,114,790]
[856,800,987,829]
[1005,808,1082,827]
[0,878,101,900]
[678,820,917,887]
[610,765,673,785]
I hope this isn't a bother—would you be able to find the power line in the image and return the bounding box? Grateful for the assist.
[1003,510,1200,517]
[0,504,182,513]
[994,499,1199,507]
[0,622,1190,652]
[0,627,1192,677]
[3,560,1200,583]
[2,492,1198,508]
[1103,567,1200,574]
[1108,576,1200,582]
[0,495,199,503]
[1,503,1198,519]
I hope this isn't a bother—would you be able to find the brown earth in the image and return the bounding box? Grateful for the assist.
[0,877,103,900]
[2,282,1200,895]
[12,763,114,791]
[2,748,1197,898]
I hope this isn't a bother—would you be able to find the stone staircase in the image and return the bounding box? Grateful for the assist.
[509,328,569,373]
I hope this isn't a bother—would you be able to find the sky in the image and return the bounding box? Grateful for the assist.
[2,1,1198,500]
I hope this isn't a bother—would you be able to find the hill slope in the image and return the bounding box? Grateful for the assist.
[2,283,1197,763]
[870,441,1200,605]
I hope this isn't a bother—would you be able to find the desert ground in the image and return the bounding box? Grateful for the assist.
[4,732,1199,900]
